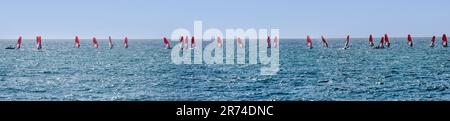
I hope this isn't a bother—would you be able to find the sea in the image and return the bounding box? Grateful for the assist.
[0,38,449,101]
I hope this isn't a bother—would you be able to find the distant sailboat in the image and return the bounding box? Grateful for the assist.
[92,37,98,49]
[344,35,350,49]
[306,35,312,49]
[430,36,436,47]
[385,34,390,48]
[369,34,374,47]
[163,37,171,49]
[16,36,22,49]
[321,36,329,48]
[191,36,195,49]
[274,36,279,48]
[237,37,244,48]
[179,36,184,49]
[217,36,222,48]
[75,36,80,48]
[375,37,385,49]
[407,34,413,48]
[266,36,271,48]
[443,34,448,47]
[36,36,42,50]
[124,36,129,48]
[108,36,114,49]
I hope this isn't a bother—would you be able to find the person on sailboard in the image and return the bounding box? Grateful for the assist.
[124,36,129,48]
[369,34,374,47]
[385,34,390,48]
[191,36,195,49]
[430,36,436,47]
[407,34,413,48]
[108,36,114,49]
[36,36,42,50]
[374,37,385,49]
[443,34,448,47]
[344,35,350,49]
[75,36,81,48]
[16,36,22,49]
[321,36,329,48]
[306,35,313,49]
[163,37,171,49]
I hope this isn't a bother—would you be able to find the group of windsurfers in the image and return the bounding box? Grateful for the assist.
[305,34,448,49]
[6,36,129,49]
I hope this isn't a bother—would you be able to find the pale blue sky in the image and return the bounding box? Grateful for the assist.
[0,0,449,39]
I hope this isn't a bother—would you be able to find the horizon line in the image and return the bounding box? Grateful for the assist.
[0,36,443,40]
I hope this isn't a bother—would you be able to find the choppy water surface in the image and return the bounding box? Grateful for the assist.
[0,38,449,101]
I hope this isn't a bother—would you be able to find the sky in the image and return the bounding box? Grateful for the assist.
[0,0,449,39]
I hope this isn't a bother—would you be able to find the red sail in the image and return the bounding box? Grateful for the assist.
[108,36,113,49]
[307,36,312,43]
[180,36,184,43]
[369,34,374,47]
[75,36,80,48]
[443,34,448,47]
[267,36,271,48]
[92,37,98,48]
[237,37,243,48]
[191,36,195,48]
[408,34,412,42]
[16,36,22,49]
[431,36,436,43]
[430,36,436,47]
[217,36,222,47]
[378,37,385,48]
[124,36,129,48]
[180,36,184,48]
[407,34,413,47]
[384,34,390,47]
[36,36,42,49]
[163,37,171,48]
[444,34,448,42]
[321,36,329,48]
[163,37,169,44]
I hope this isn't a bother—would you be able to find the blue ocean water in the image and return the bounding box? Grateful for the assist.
[0,38,449,101]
